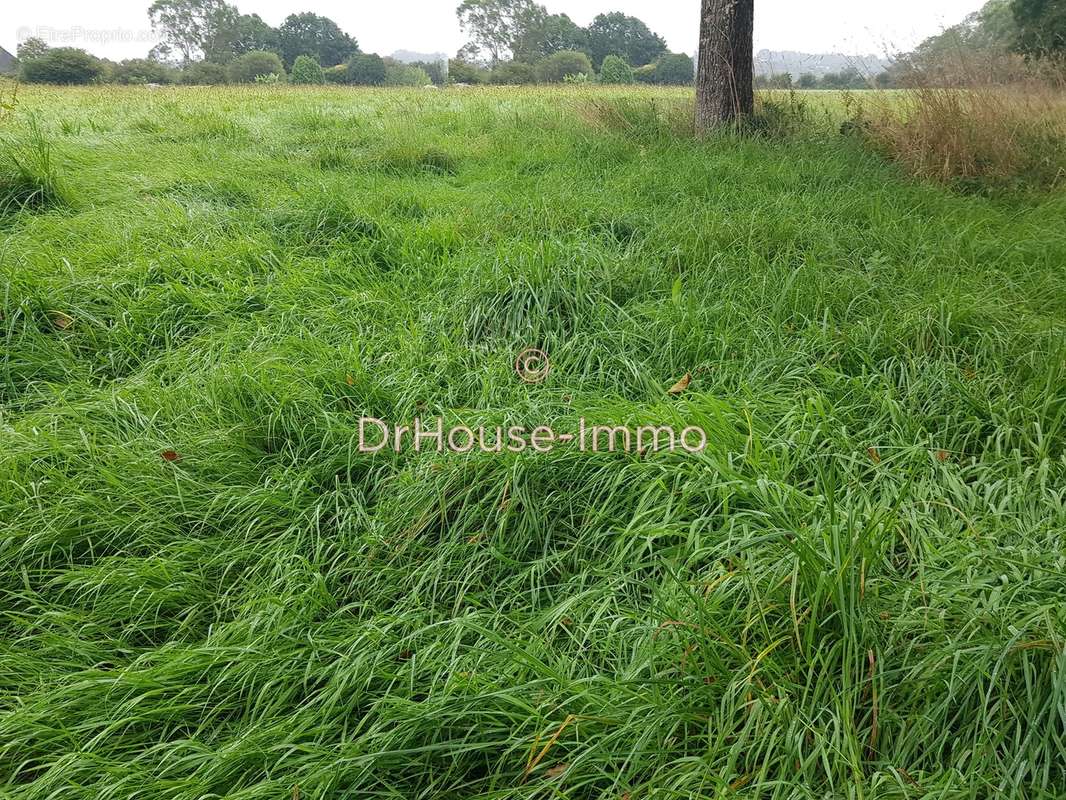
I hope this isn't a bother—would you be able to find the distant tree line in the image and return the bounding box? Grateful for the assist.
[7,0,694,87]
[448,0,694,85]
[11,0,445,86]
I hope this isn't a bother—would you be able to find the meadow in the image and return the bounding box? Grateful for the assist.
[1,84,1064,799]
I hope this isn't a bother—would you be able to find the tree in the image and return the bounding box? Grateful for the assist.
[696,0,755,133]
[111,58,179,84]
[599,54,634,84]
[290,54,325,84]
[180,61,228,83]
[148,0,234,64]
[489,60,535,84]
[585,12,667,69]
[384,60,432,86]
[1012,0,1066,58]
[534,50,592,82]
[20,48,102,84]
[654,53,695,85]
[17,38,50,63]
[456,0,541,65]
[411,60,447,85]
[347,53,386,85]
[277,13,359,69]
[797,72,817,89]
[226,50,283,83]
[448,57,489,84]
[204,12,278,63]
[512,12,586,62]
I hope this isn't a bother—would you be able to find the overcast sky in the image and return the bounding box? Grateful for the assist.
[4,1,986,62]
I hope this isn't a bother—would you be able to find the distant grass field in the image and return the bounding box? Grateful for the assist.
[1,84,1064,799]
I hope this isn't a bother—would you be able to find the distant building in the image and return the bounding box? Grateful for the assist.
[0,46,15,75]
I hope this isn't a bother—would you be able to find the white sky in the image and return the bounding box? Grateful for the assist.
[3,1,986,61]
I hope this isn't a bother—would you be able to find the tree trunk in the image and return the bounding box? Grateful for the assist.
[696,0,755,134]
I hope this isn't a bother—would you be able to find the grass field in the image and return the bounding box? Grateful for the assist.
[1,84,1065,799]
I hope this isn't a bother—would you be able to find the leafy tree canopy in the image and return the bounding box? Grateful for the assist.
[347,52,386,85]
[17,37,51,62]
[456,0,542,65]
[148,0,234,63]
[585,12,667,69]
[204,12,278,63]
[599,53,634,84]
[19,47,102,84]
[1012,0,1066,58]
[226,49,284,82]
[534,49,592,82]
[290,54,325,84]
[277,12,359,69]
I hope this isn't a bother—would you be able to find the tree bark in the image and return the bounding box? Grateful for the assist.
[696,0,755,134]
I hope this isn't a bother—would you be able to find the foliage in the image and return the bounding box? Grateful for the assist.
[456,0,541,64]
[633,63,657,84]
[17,38,50,63]
[323,64,348,84]
[226,49,284,83]
[290,54,325,85]
[648,53,694,86]
[147,0,234,63]
[1012,0,1066,59]
[534,50,593,83]
[19,48,102,84]
[585,11,667,69]
[277,12,359,69]
[410,60,447,86]
[180,60,228,84]
[489,60,536,84]
[448,58,489,84]
[111,58,179,85]
[203,11,278,64]
[384,61,432,86]
[599,54,634,84]
[512,12,586,62]
[347,53,386,86]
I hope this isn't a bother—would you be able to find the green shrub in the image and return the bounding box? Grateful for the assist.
[489,61,536,85]
[19,48,102,84]
[535,50,593,83]
[111,59,177,85]
[227,51,285,84]
[634,63,657,84]
[384,61,432,86]
[323,64,348,84]
[347,53,386,86]
[448,58,488,84]
[290,55,324,85]
[651,53,694,85]
[599,54,634,84]
[181,62,228,85]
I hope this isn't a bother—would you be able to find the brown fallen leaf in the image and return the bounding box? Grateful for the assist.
[867,447,881,464]
[345,374,355,386]
[667,373,692,395]
[161,450,181,463]
[545,763,569,779]
[48,311,74,330]
[936,450,950,463]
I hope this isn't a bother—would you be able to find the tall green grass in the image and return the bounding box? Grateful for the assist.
[0,84,1064,799]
